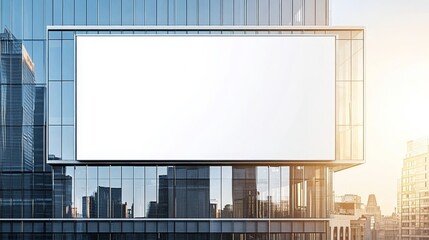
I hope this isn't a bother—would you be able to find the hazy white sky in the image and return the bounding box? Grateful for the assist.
[331,0,429,214]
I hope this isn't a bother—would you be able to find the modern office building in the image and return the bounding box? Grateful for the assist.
[399,139,429,239]
[0,0,364,239]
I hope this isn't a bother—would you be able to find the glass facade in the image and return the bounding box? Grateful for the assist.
[53,165,328,219]
[0,0,365,239]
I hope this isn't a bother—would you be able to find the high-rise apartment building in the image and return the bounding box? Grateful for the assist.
[0,0,364,239]
[399,139,429,239]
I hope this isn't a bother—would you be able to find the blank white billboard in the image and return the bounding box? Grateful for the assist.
[76,35,335,161]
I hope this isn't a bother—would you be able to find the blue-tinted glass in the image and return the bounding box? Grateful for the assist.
[222,0,233,25]
[157,0,168,25]
[122,0,134,25]
[176,0,186,25]
[187,0,197,25]
[63,0,75,25]
[168,0,175,25]
[23,0,32,39]
[62,82,74,125]
[99,166,109,179]
[259,0,269,25]
[33,0,45,39]
[111,0,121,25]
[53,0,63,25]
[62,126,75,160]
[99,0,110,25]
[62,40,74,80]
[247,0,257,25]
[45,0,53,26]
[23,40,33,59]
[145,0,156,25]
[87,167,98,218]
[49,40,61,80]
[48,81,61,124]
[209,0,221,25]
[12,0,23,39]
[210,167,221,218]
[1,1,11,32]
[122,178,133,218]
[233,0,245,25]
[270,0,281,25]
[198,0,209,25]
[87,0,98,24]
[75,0,87,25]
[48,126,61,159]
[33,41,45,84]
[134,0,145,25]
[62,31,75,40]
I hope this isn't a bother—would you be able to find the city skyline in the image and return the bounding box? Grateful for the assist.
[332,0,429,215]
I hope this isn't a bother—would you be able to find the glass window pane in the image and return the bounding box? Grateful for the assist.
[53,0,63,25]
[48,126,61,160]
[62,40,74,80]
[86,166,98,218]
[1,1,11,33]
[23,0,32,39]
[99,0,110,25]
[270,0,281,25]
[33,0,46,40]
[48,81,61,124]
[49,40,61,80]
[336,82,351,125]
[98,166,110,218]
[33,41,45,84]
[304,0,315,25]
[246,0,257,25]
[281,166,290,217]
[176,0,186,25]
[257,167,269,218]
[156,0,167,25]
[111,0,121,25]
[12,0,23,39]
[45,0,53,26]
[352,126,363,160]
[198,0,209,25]
[337,40,351,80]
[75,166,87,218]
[210,167,221,218]
[315,0,327,25]
[281,0,293,25]
[351,82,363,125]
[187,0,197,25]
[63,0,75,25]
[209,0,221,25]
[122,0,134,25]
[145,0,156,25]
[62,126,75,160]
[292,0,303,25]
[75,0,87,25]
[134,0,145,25]
[87,0,97,24]
[337,126,351,160]
[270,167,281,218]
[352,40,364,81]
[258,0,269,25]
[134,167,145,218]
[62,82,74,125]
[145,166,157,217]
[221,166,232,218]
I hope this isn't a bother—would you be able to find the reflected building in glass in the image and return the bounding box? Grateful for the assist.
[0,0,364,239]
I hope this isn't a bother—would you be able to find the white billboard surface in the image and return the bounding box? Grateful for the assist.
[76,35,335,161]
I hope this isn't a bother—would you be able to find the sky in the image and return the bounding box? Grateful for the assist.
[331,0,429,214]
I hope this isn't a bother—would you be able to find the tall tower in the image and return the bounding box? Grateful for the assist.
[399,139,429,239]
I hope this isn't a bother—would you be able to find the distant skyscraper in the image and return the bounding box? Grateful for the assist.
[0,29,35,172]
[399,139,429,239]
